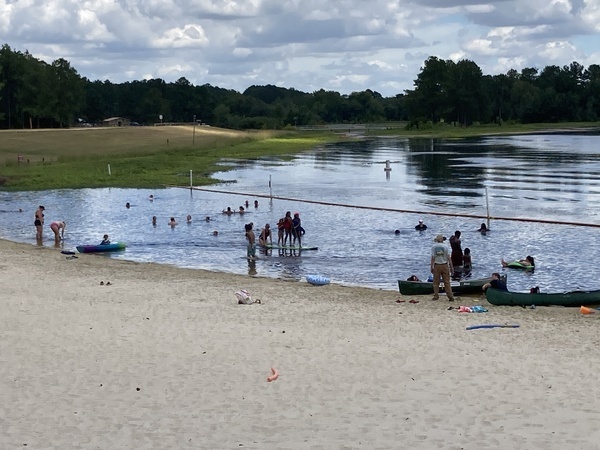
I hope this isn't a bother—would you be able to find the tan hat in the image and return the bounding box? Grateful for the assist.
[434,234,445,242]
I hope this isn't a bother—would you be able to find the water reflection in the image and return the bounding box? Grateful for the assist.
[1,133,600,293]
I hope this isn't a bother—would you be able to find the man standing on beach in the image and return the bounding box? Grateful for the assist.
[430,234,455,301]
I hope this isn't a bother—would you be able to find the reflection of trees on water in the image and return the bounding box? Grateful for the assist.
[405,135,600,206]
[405,138,488,194]
[312,140,379,165]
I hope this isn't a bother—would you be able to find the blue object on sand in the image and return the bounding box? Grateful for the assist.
[466,324,520,330]
[306,275,330,286]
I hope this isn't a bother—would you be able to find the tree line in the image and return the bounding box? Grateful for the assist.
[1,44,600,130]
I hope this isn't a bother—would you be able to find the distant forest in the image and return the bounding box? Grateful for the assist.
[1,43,600,130]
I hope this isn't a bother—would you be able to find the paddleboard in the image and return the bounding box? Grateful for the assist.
[263,244,318,251]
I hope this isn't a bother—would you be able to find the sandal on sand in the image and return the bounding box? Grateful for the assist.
[106,281,112,286]
[100,281,104,285]
[409,299,419,304]
[395,299,405,303]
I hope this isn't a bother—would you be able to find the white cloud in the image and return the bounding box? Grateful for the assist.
[581,0,600,32]
[0,0,598,96]
[463,38,499,56]
[538,40,580,61]
[153,24,208,49]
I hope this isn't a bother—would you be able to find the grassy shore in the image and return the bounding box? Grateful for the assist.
[0,126,341,191]
[1,122,599,191]
[367,121,600,138]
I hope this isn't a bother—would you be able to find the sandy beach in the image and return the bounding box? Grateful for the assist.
[1,238,599,449]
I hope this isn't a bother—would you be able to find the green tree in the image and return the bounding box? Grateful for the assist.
[51,58,84,127]
[406,56,449,122]
[445,59,484,125]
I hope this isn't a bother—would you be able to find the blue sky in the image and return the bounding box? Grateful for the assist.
[1,0,599,97]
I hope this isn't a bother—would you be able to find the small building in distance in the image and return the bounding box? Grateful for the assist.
[102,117,131,127]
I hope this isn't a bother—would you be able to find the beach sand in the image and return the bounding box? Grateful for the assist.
[1,238,599,449]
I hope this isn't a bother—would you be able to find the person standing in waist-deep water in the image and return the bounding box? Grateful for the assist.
[245,223,256,259]
[462,247,472,276]
[415,219,428,231]
[449,230,463,278]
[430,234,455,301]
[49,220,66,242]
[34,205,45,240]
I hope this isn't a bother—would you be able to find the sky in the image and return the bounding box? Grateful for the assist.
[1,0,599,97]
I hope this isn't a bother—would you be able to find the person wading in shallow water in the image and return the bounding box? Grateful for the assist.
[283,211,293,246]
[34,205,45,240]
[49,220,66,242]
[245,223,256,259]
[449,230,463,279]
[259,223,272,246]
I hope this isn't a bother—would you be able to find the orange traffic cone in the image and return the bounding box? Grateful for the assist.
[580,306,595,315]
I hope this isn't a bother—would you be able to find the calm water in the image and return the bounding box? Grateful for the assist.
[1,133,599,293]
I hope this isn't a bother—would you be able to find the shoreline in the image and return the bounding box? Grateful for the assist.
[2,238,600,448]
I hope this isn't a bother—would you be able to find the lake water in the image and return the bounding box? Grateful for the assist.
[1,132,599,293]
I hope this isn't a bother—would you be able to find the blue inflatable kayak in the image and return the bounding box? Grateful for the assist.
[306,275,330,286]
[76,242,127,253]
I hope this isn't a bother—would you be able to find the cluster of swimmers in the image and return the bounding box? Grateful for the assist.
[396,220,490,236]
[223,200,259,215]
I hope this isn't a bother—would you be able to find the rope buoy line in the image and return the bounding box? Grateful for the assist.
[170,185,600,229]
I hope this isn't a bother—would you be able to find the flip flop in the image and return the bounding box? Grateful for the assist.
[409,299,419,304]
[395,299,406,303]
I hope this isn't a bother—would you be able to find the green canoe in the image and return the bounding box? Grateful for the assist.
[398,276,501,296]
[486,287,600,307]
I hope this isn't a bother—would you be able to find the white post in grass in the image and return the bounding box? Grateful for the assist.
[108,164,111,176]
[190,170,193,189]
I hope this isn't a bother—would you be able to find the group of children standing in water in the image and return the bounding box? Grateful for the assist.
[245,210,306,259]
